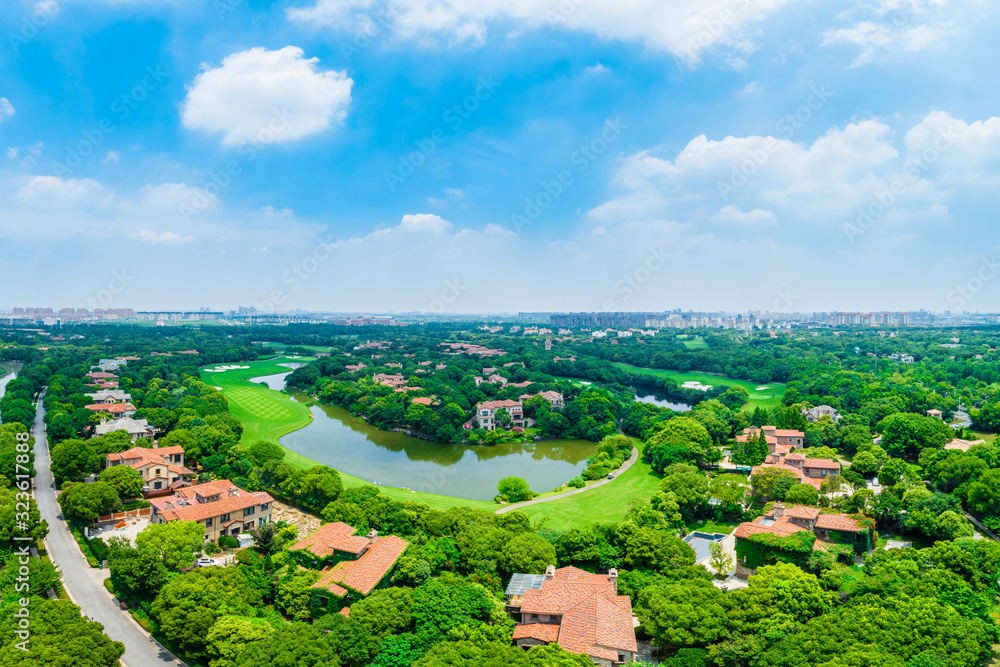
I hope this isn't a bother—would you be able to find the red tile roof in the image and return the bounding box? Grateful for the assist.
[803,458,840,469]
[815,513,863,532]
[313,536,409,595]
[291,522,371,557]
[513,623,561,642]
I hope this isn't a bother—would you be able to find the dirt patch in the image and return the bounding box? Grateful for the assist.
[271,500,322,538]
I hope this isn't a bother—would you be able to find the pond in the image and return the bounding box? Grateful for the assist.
[632,385,692,412]
[275,384,596,500]
[249,363,306,391]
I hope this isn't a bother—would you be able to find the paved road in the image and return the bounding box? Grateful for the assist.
[496,447,639,514]
[31,392,185,667]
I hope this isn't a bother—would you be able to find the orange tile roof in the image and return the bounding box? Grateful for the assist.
[733,516,808,539]
[513,623,561,643]
[85,402,136,413]
[783,506,822,521]
[815,513,863,532]
[291,522,371,557]
[338,606,350,617]
[158,489,273,523]
[803,458,840,469]
[313,536,409,595]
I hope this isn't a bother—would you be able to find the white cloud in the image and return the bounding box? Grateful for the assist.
[0,98,14,121]
[286,0,797,64]
[584,63,611,74]
[131,229,195,244]
[6,148,16,160]
[104,151,120,165]
[181,46,353,146]
[712,205,777,228]
[823,1,960,66]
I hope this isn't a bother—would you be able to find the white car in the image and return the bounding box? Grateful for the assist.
[194,557,217,567]
[607,473,615,480]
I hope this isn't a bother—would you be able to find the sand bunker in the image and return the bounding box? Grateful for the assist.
[204,365,250,373]
[681,380,712,391]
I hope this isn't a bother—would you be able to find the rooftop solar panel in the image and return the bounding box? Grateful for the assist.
[505,573,546,596]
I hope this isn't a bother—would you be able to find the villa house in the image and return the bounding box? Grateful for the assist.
[85,402,137,419]
[97,358,128,372]
[345,362,367,372]
[373,373,406,388]
[149,479,273,542]
[488,374,508,385]
[475,399,525,430]
[751,452,841,490]
[94,417,156,441]
[736,426,805,455]
[801,405,841,424]
[86,389,133,404]
[734,503,873,578]
[518,390,565,409]
[105,444,193,492]
[506,565,636,666]
[290,522,408,604]
[86,371,118,381]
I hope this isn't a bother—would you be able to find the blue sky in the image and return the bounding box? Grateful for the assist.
[1,0,998,314]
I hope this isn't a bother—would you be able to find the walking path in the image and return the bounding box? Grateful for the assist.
[496,447,639,514]
[31,391,185,667]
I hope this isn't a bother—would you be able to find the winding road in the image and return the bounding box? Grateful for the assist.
[495,446,639,514]
[31,392,185,667]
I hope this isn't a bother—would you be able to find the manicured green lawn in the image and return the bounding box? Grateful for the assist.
[200,357,494,512]
[677,334,708,349]
[514,455,662,531]
[259,341,335,354]
[612,363,785,411]
[552,376,596,388]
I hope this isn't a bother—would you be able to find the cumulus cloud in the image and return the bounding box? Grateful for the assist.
[0,98,14,121]
[286,0,797,64]
[823,0,960,66]
[181,46,353,146]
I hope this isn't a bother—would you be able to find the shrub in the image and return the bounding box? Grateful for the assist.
[219,535,239,549]
[568,476,586,488]
[204,541,221,555]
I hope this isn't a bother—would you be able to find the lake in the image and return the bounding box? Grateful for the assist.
[632,385,692,412]
[273,382,596,500]
[0,362,22,404]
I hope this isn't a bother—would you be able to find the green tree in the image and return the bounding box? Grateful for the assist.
[206,616,273,667]
[314,613,381,667]
[239,622,341,667]
[135,520,205,571]
[707,541,733,579]
[636,580,728,647]
[0,599,125,666]
[728,562,835,632]
[50,438,101,485]
[350,587,414,638]
[0,487,48,546]
[784,483,819,506]
[98,465,144,500]
[58,481,120,521]
[275,568,322,620]
[248,440,285,466]
[877,413,950,461]
[151,567,262,659]
[502,532,557,574]
[107,535,168,603]
[496,476,531,502]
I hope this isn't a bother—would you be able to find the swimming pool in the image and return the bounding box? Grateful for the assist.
[683,531,728,562]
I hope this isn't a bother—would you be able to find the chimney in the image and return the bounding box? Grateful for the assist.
[367,529,378,545]
[544,564,556,581]
[608,568,618,593]
[772,502,785,518]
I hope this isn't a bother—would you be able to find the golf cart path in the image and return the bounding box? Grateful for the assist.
[496,447,639,514]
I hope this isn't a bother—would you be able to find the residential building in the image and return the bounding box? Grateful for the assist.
[85,402,137,419]
[505,565,637,666]
[734,503,873,578]
[149,479,273,542]
[105,444,193,492]
[751,452,841,490]
[97,358,128,372]
[85,390,133,404]
[93,417,156,441]
[736,426,805,454]
[475,399,525,430]
[290,522,408,603]
[488,374,508,385]
[518,390,565,409]
[373,373,406,388]
[801,405,841,424]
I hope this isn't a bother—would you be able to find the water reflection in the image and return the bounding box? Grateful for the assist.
[278,388,596,500]
[631,385,692,412]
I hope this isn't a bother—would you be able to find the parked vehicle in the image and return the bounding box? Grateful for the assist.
[194,558,217,567]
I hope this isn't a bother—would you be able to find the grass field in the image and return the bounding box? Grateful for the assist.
[200,357,495,511]
[677,334,708,349]
[612,363,785,411]
[259,341,335,354]
[515,454,661,531]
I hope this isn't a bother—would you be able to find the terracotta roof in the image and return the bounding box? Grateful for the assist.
[313,536,409,595]
[803,458,840,470]
[107,445,184,464]
[291,522,371,557]
[158,489,273,523]
[557,594,637,660]
[479,399,523,411]
[815,513,863,532]
[774,429,804,437]
[338,606,350,617]
[313,569,348,597]
[734,516,808,539]
[513,624,561,643]
[783,506,822,521]
[85,402,136,413]
[784,452,806,460]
